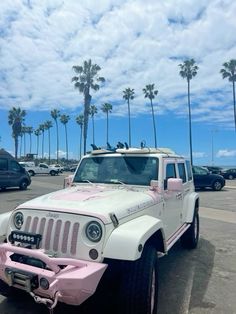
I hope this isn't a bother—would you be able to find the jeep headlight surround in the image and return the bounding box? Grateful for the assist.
[13,212,24,230]
[85,221,102,242]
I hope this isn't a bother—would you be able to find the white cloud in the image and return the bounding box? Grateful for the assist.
[193,152,207,158]
[216,149,236,158]
[0,0,236,130]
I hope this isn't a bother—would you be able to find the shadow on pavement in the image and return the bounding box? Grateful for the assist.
[0,238,215,314]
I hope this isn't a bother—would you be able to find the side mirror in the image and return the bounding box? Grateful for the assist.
[63,175,74,188]
[167,178,183,192]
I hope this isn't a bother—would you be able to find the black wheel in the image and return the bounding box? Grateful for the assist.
[181,210,199,249]
[212,180,223,191]
[19,180,28,190]
[28,170,35,176]
[50,170,56,176]
[118,245,158,314]
[228,174,234,180]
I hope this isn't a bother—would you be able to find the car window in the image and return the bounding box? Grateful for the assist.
[178,163,187,183]
[193,166,208,175]
[0,158,8,171]
[9,160,22,172]
[166,163,176,179]
[185,160,193,181]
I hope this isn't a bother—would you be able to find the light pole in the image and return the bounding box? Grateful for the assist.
[211,130,218,165]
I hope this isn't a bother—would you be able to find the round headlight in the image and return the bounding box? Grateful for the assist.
[13,212,24,230]
[85,221,102,242]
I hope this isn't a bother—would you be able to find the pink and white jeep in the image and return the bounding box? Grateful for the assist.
[0,147,199,313]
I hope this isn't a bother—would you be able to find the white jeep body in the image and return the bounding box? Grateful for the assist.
[0,147,199,312]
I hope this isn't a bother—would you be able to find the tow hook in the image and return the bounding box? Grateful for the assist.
[30,291,60,314]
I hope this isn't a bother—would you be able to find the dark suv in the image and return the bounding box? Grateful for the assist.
[192,165,225,191]
[0,149,31,190]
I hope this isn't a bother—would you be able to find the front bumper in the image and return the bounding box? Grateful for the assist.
[0,243,107,306]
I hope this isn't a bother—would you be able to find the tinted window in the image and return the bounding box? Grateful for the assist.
[9,160,21,172]
[193,166,208,175]
[166,163,176,179]
[0,158,8,171]
[185,160,193,181]
[178,163,187,183]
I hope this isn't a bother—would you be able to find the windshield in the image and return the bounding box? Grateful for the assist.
[74,156,159,186]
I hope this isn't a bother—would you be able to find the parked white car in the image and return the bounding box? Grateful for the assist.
[50,164,64,173]
[19,162,59,176]
[0,147,199,313]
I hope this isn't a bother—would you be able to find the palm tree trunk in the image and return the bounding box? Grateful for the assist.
[20,136,22,158]
[233,80,236,132]
[188,79,193,165]
[56,120,59,163]
[92,116,95,145]
[30,134,32,154]
[80,126,82,160]
[106,112,109,144]
[83,93,91,155]
[48,129,51,164]
[65,124,68,161]
[150,99,157,148]
[15,136,18,159]
[36,136,39,157]
[128,99,131,147]
[42,132,44,159]
[23,133,26,157]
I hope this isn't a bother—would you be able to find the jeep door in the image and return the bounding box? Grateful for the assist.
[163,161,183,238]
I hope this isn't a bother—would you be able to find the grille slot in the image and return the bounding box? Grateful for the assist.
[23,216,79,255]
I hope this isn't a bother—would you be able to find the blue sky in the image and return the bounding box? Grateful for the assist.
[0,0,236,166]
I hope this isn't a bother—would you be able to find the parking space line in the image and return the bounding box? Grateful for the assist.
[200,207,236,224]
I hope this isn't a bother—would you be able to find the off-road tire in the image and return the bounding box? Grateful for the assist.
[212,180,223,191]
[181,210,199,249]
[118,245,158,314]
[19,180,28,190]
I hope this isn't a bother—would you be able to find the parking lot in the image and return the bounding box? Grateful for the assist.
[0,175,236,314]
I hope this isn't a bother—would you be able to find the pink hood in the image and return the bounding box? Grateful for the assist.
[17,184,162,223]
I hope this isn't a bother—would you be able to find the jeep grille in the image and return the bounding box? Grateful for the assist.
[23,216,79,255]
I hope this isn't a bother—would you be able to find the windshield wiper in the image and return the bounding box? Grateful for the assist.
[75,179,95,186]
[109,179,127,186]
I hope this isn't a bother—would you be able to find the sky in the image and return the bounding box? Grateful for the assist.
[0,0,236,166]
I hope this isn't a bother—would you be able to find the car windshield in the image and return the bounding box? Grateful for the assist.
[73,156,159,186]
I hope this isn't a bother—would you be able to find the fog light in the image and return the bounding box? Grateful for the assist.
[40,277,49,290]
[89,249,98,260]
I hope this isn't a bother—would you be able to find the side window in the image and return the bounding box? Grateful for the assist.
[0,158,8,171]
[178,163,187,183]
[9,160,21,172]
[185,160,193,181]
[164,163,176,189]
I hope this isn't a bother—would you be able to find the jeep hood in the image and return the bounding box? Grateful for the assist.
[17,185,162,223]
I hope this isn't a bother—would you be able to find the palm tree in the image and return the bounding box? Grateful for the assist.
[220,59,236,132]
[89,105,98,145]
[21,125,27,157]
[19,131,23,158]
[44,121,53,164]
[123,87,135,147]
[72,59,105,154]
[179,59,198,165]
[34,129,41,158]
[60,114,70,161]
[76,114,84,160]
[8,107,26,158]
[143,84,158,148]
[101,103,112,144]
[39,124,45,159]
[26,126,34,154]
[51,109,60,163]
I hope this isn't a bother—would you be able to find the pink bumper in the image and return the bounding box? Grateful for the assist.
[0,243,107,306]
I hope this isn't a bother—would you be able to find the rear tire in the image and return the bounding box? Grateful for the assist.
[181,210,199,249]
[212,180,223,191]
[228,174,234,180]
[50,170,56,176]
[118,245,158,314]
[19,180,28,190]
[28,170,35,176]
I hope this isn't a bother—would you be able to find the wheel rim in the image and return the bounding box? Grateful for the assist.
[150,269,156,313]
[214,181,221,190]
